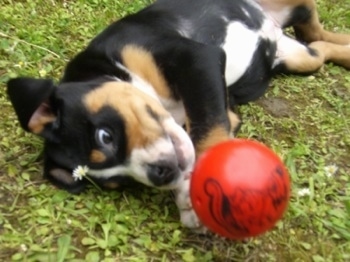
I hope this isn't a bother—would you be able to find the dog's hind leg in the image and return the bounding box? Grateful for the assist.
[260,0,350,45]
[307,41,350,69]
[292,0,350,46]
[260,0,350,70]
[289,0,350,70]
[273,34,350,74]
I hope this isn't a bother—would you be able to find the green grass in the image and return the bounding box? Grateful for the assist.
[1,0,350,261]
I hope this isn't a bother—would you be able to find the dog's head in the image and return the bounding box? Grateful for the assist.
[7,77,195,192]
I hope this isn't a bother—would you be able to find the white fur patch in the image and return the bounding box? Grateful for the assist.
[273,35,307,68]
[177,18,195,38]
[222,22,260,85]
[159,97,186,126]
[260,19,280,42]
[162,117,195,173]
[265,6,291,28]
[174,178,203,229]
[128,136,177,186]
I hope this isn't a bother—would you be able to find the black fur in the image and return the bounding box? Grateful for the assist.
[284,5,311,28]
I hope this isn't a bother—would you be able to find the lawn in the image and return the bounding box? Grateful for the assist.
[0,0,349,261]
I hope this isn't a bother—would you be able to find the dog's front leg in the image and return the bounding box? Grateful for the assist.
[153,40,237,231]
[173,176,208,232]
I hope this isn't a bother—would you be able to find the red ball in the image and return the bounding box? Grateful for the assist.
[190,139,290,240]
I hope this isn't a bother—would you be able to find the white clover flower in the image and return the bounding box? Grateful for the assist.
[14,61,24,68]
[324,164,338,178]
[20,244,27,252]
[39,69,47,77]
[297,188,311,197]
[72,165,89,181]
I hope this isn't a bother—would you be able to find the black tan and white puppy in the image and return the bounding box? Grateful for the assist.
[7,0,350,229]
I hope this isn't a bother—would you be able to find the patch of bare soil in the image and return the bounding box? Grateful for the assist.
[256,97,293,117]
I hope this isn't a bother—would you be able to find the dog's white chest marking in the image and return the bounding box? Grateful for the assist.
[222,18,279,85]
[222,22,260,85]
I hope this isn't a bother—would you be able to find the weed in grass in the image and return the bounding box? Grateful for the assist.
[1,0,350,261]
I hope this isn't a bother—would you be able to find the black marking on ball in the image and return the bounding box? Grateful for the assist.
[204,178,249,235]
[203,166,289,237]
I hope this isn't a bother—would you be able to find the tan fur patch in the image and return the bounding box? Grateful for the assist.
[84,82,170,154]
[281,43,336,72]
[196,125,231,157]
[309,41,350,69]
[227,110,241,133]
[121,45,172,99]
[90,149,107,163]
[258,0,309,8]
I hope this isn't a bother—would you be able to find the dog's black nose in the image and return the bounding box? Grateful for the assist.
[147,163,179,186]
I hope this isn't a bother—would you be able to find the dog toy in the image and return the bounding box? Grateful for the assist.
[190,139,290,239]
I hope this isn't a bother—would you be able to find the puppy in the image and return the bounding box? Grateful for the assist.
[7,0,350,229]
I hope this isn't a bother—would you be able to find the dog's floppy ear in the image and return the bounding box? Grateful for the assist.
[7,77,58,139]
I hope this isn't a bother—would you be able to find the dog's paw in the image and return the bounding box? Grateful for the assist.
[179,206,200,228]
[174,177,209,234]
[179,207,208,234]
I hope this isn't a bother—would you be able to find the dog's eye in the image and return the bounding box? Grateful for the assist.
[96,128,113,146]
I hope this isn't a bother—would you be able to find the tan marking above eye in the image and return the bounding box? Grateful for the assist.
[121,45,172,99]
[90,149,107,163]
[84,82,170,154]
